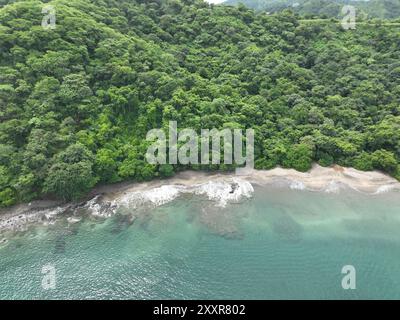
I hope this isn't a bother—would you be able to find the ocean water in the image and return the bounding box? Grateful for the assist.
[1,183,400,300]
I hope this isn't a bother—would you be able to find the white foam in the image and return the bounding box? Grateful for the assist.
[0,206,65,232]
[85,196,106,217]
[194,178,254,207]
[374,184,396,194]
[289,180,306,190]
[44,207,64,219]
[67,216,82,224]
[113,178,254,211]
[324,180,341,193]
[116,185,182,211]
[85,195,118,218]
[142,185,182,206]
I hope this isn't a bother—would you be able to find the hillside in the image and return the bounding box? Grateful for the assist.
[0,0,400,207]
[224,0,400,19]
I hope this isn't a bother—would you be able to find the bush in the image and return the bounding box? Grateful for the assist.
[43,162,98,201]
[395,166,400,181]
[283,144,313,172]
[0,188,16,207]
[159,164,175,178]
[318,153,334,167]
[371,149,398,173]
[352,152,374,171]
[43,143,98,200]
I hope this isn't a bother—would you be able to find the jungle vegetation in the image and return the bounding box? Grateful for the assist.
[0,0,399,206]
[225,0,400,20]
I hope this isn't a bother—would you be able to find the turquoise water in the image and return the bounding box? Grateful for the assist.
[1,185,400,299]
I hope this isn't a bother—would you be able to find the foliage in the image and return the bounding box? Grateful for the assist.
[225,0,400,20]
[0,0,399,206]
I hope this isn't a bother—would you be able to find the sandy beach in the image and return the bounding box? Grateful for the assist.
[96,164,400,200]
[1,164,399,232]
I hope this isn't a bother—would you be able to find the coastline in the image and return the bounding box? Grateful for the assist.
[1,164,399,233]
[98,164,400,200]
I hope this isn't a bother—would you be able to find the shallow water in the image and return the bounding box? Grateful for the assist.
[0,184,400,299]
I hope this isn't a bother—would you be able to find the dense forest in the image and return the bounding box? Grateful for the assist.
[225,0,400,19]
[0,0,400,206]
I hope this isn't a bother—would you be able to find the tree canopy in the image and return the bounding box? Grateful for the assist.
[0,0,400,206]
[225,0,400,20]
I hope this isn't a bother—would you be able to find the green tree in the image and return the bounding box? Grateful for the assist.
[283,144,313,172]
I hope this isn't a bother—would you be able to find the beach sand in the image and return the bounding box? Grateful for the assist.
[97,164,400,201]
[1,164,399,231]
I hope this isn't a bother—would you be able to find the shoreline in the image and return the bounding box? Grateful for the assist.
[98,164,400,200]
[1,164,399,232]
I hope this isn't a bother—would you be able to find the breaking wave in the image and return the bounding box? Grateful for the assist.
[194,178,254,207]
[323,180,341,194]
[114,178,254,211]
[0,178,255,232]
[0,206,66,232]
[374,184,397,194]
[116,185,182,211]
[289,180,306,190]
[2,173,398,233]
[84,195,117,218]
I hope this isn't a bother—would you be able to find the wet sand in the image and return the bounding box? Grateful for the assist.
[1,164,399,226]
[99,164,400,200]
